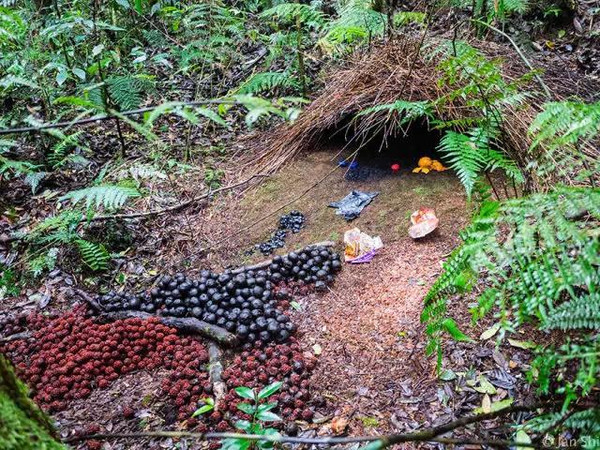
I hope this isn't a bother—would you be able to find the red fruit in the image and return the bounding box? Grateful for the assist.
[123,406,135,419]
[86,440,102,450]
[301,409,314,420]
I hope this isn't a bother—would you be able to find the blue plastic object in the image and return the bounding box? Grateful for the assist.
[338,159,350,167]
[329,190,379,221]
[349,161,359,170]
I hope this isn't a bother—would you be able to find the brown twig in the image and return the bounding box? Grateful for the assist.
[0,100,237,135]
[75,288,238,347]
[65,402,548,447]
[0,331,31,343]
[85,174,269,222]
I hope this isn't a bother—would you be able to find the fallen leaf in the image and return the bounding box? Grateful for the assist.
[480,323,501,340]
[331,416,348,434]
[439,369,457,381]
[481,394,491,413]
[474,375,497,395]
[508,339,537,350]
[516,430,532,450]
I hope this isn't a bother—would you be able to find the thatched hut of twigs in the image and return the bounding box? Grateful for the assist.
[245,36,598,190]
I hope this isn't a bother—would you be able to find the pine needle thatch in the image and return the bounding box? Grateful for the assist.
[245,35,598,190]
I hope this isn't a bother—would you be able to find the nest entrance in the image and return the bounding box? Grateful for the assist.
[328,119,444,180]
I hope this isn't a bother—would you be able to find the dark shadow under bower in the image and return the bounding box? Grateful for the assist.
[319,119,445,180]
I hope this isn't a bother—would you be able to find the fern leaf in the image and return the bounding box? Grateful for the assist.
[437,130,483,197]
[60,185,141,210]
[76,239,110,271]
[260,3,324,28]
[545,293,600,331]
[237,72,299,95]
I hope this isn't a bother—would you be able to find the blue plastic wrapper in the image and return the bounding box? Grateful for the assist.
[328,190,379,221]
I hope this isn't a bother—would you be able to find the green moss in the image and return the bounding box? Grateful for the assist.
[0,356,64,450]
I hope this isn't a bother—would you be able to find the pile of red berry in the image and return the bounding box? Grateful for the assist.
[0,307,210,416]
[222,338,317,423]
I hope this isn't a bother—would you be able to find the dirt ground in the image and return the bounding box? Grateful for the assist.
[230,148,471,436]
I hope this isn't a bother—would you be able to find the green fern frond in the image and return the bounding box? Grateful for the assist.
[47,130,84,167]
[320,0,385,52]
[438,127,523,198]
[422,186,600,397]
[357,100,433,126]
[59,185,141,210]
[528,100,600,184]
[545,293,600,331]
[237,72,299,95]
[260,3,324,28]
[75,239,110,271]
[392,11,426,27]
[106,75,155,111]
[438,131,484,197]
[0,155,38,177]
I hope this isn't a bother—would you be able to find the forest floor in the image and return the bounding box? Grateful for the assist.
[235,149,469,435]
[46,144,539,449]
[0,130,544,449]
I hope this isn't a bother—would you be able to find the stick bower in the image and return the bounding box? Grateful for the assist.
[246,36,599,188]
[88,242,340,347]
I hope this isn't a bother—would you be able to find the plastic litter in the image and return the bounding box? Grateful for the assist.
[391,163,400,172]
[408,208,439,239]
[329,190,379,221]
[343,228,383,263]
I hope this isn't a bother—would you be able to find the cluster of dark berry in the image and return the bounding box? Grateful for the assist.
[97,245,341,344]
[255,211,306,255]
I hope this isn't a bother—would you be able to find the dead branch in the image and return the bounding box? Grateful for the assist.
[0,100,237,135]
[76,289,238,347]
[86,174,269,222]
[208,343,227,410]
[64,402,549,448]
[0,331,31,343]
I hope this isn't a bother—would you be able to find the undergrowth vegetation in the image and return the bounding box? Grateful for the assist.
[1,0,599,447]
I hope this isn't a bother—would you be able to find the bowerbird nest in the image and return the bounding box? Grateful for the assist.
[247,36,598,189]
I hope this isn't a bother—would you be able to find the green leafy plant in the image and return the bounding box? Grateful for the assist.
[237,72,299,95]
[437,127,523,198]
[422,186,600,436]
[319,0,385,54]
[528,100,600,185]
[59,185,141,210]
[75,239,110,271]
[221,381,283,450]
[192,397,215,417]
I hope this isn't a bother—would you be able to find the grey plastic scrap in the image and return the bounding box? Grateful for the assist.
[328,190,379,221]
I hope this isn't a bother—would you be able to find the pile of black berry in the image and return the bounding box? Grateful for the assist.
[254,211,306,256]
[279,211,305,233]
[97,245,341,344]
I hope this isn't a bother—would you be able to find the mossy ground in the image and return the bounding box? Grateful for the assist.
[237,149,467,262]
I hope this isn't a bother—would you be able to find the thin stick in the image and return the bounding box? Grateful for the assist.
[65,402,548,447]
[84,174,269,222]
[0,100,237,135]
[470,19,552,99]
